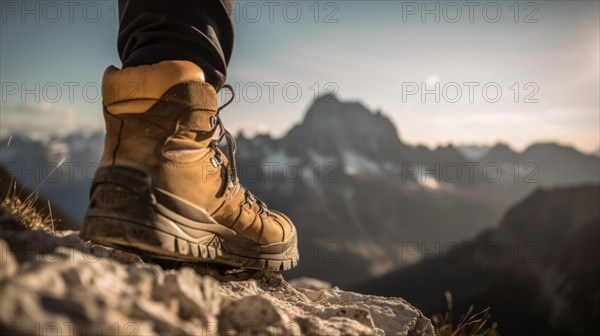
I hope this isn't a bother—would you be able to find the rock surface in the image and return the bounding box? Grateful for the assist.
[0,223,434,336]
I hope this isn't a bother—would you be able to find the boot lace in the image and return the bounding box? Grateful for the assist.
[213,84,268,214]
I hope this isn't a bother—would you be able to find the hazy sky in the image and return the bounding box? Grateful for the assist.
[1,0,599,152]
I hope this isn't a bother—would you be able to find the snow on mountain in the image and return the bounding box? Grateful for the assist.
[456,145,492,160]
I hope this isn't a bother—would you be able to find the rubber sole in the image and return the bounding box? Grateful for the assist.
[79,166,299,271]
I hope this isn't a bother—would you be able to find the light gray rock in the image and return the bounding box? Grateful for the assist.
[289,276,332,290]
[0,228,434,336]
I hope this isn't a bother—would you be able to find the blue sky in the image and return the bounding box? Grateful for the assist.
[1,0,599,152]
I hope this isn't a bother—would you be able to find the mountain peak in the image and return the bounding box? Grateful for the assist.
[481,142,519,162]
[523,142,582,158]
[302,96,399,137]
[314,92,340,104]
[283,96,405,161]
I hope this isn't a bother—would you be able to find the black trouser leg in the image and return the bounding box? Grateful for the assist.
[117,0,234,90]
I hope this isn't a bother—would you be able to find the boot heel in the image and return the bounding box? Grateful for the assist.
[80,166,161,249]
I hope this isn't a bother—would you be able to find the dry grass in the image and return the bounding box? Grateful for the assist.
[1,136,60,233]
[432,291,499,336]
[1,176,56,233]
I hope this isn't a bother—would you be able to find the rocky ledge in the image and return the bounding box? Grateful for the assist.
[0,213,433,336]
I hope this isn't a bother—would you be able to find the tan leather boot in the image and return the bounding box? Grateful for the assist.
[80,61,298,271]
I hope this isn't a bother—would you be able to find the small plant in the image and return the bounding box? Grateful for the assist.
[432,291,499,336]
[2,176,55,233]
[1,136,62,233]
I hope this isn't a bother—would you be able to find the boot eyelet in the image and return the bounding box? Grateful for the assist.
[210,157,219,167]
[210,115,217,128]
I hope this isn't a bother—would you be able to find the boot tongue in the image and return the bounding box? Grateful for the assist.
[160,82,220,155]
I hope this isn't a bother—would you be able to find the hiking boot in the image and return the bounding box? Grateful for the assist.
[80,61,299,271]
